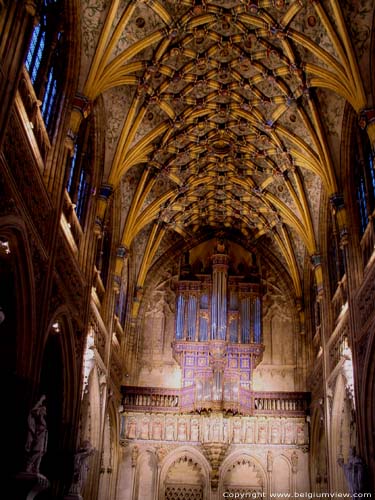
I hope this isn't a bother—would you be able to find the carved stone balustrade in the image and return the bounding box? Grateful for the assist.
[18,68,51,164]
[253,392,309,417]
[331,274,348,324]
[121,385,310,418]
[61,190,83,251]
[122,386,180,412]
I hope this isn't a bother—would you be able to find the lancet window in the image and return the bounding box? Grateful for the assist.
[24,0,64,135]
[353,128,375,237]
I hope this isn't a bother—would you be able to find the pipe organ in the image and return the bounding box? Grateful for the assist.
[172,241,264,414]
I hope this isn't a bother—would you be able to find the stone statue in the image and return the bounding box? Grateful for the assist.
[233,421,241,443]
[127,418,137,439]
[191,419,199,441]
[152,419,162,440]
[177,420,187,441]
[166,420,175,440]
[68,441,95,495]
[25,395,48,474]
[223,420,228,443]
[338,448,365,495]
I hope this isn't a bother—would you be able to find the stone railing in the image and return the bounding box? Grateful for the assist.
[18,68,51,165]
[328,322,349,373]
[122,386,180,412]
[122,386,309,417]
[331,274,348,324]
[61,190,83,251]
[253,392,309,416]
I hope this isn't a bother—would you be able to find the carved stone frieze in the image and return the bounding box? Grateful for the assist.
[120,412,309,447]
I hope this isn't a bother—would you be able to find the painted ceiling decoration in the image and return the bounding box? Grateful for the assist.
[76,0,369,313]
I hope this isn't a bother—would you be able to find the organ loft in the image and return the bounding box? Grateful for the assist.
[172,240,264,414]
[120,239,310,497]
[2,1,375,499]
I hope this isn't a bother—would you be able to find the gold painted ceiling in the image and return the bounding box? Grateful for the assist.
[78,0,373,304]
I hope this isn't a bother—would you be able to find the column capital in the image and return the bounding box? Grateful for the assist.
[95,184,114,233]
[69,94,92,135]
[329,193,344,213]
[99,183,114,201]
[117,245,130,260]
[310,253,322,268]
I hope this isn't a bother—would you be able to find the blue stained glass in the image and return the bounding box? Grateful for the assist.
[357,177,368,236]
[41,68,57,127]
[76,169,88,221]
[67,144,78,194]
[25,27,45,84]
[368,152,375,193]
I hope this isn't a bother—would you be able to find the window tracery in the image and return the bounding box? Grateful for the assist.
[24,0,63,136]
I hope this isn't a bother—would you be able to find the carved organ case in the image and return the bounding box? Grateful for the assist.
[172,240,264,414]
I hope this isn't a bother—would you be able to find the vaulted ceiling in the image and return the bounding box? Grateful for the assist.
[78,0,372,303]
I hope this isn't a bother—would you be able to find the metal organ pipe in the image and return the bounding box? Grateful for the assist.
[175,295,185,340]
[254,296,262,343]
[187,295,197,340]
[211,255,228,340]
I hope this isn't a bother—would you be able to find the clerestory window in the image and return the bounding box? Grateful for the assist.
[24,0,63,136]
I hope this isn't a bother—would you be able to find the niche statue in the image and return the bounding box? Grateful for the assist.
[25,395,48,474]
[68,441,95,496]
[338,448,365,495]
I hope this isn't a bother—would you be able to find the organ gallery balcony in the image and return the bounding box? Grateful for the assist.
[121,385,309,418]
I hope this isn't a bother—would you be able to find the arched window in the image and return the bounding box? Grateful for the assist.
[327,211,345,296]
[353,128,375,237]
[24,0,63,135]
[66,118,93,227]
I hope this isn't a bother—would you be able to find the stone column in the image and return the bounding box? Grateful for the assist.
[267,450,273,496]
[130,445,139,500]
[291,451,298,499]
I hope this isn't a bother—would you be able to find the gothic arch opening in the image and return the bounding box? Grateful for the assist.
[220,455,266,497]
[163,454,206,500]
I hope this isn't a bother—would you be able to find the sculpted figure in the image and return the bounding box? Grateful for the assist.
[177,420,187,441]
[25,395,48,474]
[223,420,228,442]
[166,420,175,440]
[258,423,267,444]
[140,418,149,440]
[338,448,365,495]
[68,441,95,495]
[233,421,241,443]
[271,424,280,444]
[152,419,162,440]
[297,423,306,445]
[191,419,199,441]
[211,419,220,442]
[284,422,294,444]
[244,421,254,443]
[127,419,137,439]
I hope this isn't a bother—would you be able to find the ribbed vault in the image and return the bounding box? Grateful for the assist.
[77,0,371,305]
